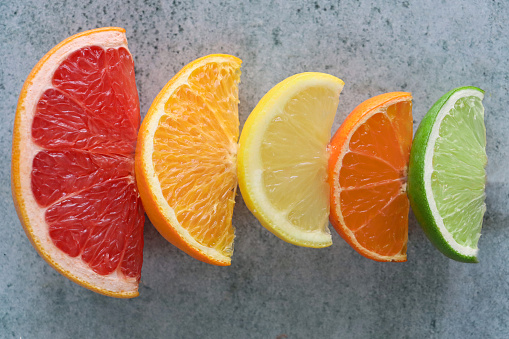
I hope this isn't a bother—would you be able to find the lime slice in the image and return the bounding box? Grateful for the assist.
[408,86,486,262]
[237,73,344,248]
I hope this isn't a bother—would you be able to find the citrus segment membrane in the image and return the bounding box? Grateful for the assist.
[428,94,486,249]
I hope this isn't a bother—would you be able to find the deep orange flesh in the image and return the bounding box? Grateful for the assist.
[332,100,412,258]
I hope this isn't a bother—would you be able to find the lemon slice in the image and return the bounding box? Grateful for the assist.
[238,72,344,247]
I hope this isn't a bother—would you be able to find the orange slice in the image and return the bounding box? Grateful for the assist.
[328,92,412,262]
[11,27,144,297]
[135,54,241,266]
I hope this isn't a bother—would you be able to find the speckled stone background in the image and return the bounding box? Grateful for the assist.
[1,1,509,338]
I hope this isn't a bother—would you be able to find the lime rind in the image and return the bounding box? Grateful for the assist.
[408,86,486,263]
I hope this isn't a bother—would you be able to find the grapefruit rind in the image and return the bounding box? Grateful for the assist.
[238,73,344,248]
[408,87,485,263]
[135,54,242,266]
[329,93,412,262]
[11,27,139,298]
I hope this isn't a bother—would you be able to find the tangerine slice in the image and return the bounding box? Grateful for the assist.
[328,92,412,262]
[11,27,144,297]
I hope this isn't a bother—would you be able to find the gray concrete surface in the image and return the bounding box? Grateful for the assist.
[1,0,509,338]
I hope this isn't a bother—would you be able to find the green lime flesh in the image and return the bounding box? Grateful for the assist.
[408,86,486,263]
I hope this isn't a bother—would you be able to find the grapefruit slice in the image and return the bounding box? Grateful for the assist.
[11,27,145,297]
[135,54,241,266]
[328,92,412,262]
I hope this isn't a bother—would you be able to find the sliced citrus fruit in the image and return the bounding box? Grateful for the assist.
[238,72,344,248]
[328,92,412,262]
[11,27,144,297]
[408,86,486,263]
[135,54,241,266]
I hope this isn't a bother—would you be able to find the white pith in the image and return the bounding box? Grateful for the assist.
[15,29,138,295]
[423,88,485,258]
[141,56,237,263]
[241,73,344,247]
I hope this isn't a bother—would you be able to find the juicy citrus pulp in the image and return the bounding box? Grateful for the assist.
[135,54,241,266]
[328,92,412,262]
[408,86,486,262]
[11,27,144,297]
[238,72,344,247]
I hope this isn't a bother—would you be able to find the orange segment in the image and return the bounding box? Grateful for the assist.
[187,63,240,138]
[387,101,413,156]
[340,180,404,232]
[135,54,241,266]
[351,193,409,257]
[328,92,412,262]
[348,112,406,169]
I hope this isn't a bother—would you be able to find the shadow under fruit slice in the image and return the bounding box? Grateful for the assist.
[408,86,486,263]
[238,72,344,248]
[135,54,241,266]
[11,27,145,297]
[328,92,412,262]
